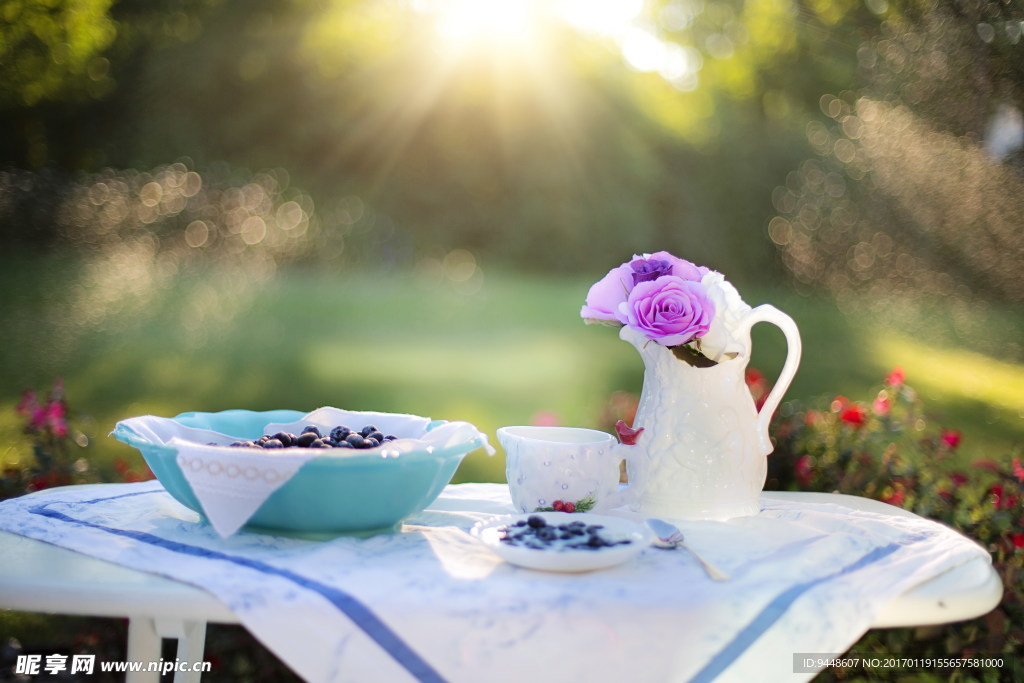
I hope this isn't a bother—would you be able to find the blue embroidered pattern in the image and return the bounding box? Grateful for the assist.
[689,542,901,683]
[28,491,446,683]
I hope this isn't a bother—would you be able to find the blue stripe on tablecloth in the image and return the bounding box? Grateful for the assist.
[688,542,902,683]
[28,492,446,683]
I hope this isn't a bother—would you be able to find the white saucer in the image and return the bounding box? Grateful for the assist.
[471,512,652,573]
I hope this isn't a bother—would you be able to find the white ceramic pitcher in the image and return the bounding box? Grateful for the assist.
[614,304,801,521]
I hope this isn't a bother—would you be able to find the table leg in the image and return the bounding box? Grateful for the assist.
[124,617,209,683]
[169,620,207,683]
[125,617,161,683]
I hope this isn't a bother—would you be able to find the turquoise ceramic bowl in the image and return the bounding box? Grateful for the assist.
[113,409,486,537]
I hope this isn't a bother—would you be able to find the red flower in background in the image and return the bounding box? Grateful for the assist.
[840,403,867,427]
[885,367,905,387]
[941,429,962,449]
[745,368,770,410]
[990,485,1020,510]
[882,484,906,506]
[1011,533,1024,550]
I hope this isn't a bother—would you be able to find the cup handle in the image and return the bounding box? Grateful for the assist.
[606,442,636,510]
[736,304,802,451]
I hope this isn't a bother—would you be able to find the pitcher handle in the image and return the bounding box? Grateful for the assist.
[736,304,802,449]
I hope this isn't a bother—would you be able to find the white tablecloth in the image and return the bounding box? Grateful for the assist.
[0,482,990,682]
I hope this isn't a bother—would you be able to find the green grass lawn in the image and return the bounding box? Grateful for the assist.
[1,253,1020,485]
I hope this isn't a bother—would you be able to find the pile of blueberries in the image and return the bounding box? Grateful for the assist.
[499,515,632,551]
[227,425,398,450]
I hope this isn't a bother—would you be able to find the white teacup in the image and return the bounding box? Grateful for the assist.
[497,426,623,514]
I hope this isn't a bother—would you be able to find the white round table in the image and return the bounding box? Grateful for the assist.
[0,491,1002,682]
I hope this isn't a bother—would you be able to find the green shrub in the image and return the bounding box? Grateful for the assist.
[766,369,1023,681]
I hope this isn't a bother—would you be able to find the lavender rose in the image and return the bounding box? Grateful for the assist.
[621,276,715,346]
[580,262,633,323]
[581,252,709,324]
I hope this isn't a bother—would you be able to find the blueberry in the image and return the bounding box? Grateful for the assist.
[274,432,296,447]
[301,425,322,437]
[310,439,329,448]
[330,426,350,441]
[346,433,366,448]
[359,425,378,437]
[363,437,380,448]
[296,432,319,448]
[367,431,385,442]
[587,535,605,548]
[383,435,398,442]
[263,439,284,449]
[536,527,557,542]
[335,440,354,448]
[527,515,546,529]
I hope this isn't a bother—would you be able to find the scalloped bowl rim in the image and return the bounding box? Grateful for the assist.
[112,408,488,536]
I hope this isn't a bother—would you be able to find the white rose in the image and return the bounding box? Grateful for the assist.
[697,271,751,362]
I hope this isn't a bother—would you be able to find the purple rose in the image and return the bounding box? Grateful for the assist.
[624,276,715,346]
[646,250,710,282]
[629,258,673,285]
[580,262,633,323]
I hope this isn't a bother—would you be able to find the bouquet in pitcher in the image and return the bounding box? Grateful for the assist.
[580,251,802,521]
[580,251,752,366]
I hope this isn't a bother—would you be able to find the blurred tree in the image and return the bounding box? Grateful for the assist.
[0,0,117,108]
[770,0,1024,305]
[6,0,1017,288]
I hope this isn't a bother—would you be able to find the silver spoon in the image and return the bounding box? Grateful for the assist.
[647,518,731,581]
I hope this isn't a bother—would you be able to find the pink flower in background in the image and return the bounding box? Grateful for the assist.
[885,367,905,387]
[623,276,714,346]
[872,394,891,416]
[530,411,560,427]
[46,400,68,438]
[1012,456,1024,482]
[16,389,37,417]
[941,429,962,449]
[795,454,813,486]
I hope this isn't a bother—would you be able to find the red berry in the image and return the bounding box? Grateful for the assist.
[564,502,576,513]
[552,500,565,511]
